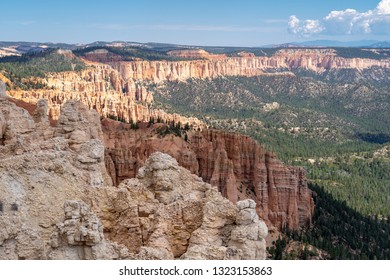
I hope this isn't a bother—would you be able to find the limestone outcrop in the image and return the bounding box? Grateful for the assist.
[98,152,268,260]
[0,99,112,259]
[103,122,314,231]
[9,63,203,127]
[48,201,132,260]
[109,49,390,83]
[0,100,267,259]
[8,48,389,129]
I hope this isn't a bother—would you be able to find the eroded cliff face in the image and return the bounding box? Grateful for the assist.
[108,49,390,83]
[97,152,268,260]
[8,62,203,128]
[0,98,267,259]
[10,88,202,128]
[0,98,115,259]
[103,121,314,232]
[190,130,314,231]
[7,48,389,129]
[103,120,199,186]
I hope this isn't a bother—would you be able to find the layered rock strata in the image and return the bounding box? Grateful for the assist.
[7,61,202,127]
[103,122,314,231]
[0,99,267,259]
[109,49,390,83]
[98,152,268,260]
[8,48,390,129]
[0,98,113,259]
[10,88,202,128]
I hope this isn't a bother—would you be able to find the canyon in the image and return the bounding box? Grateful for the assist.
[4,47,389,235]
[2,45,389,259]
[108,48,390,83]
[0,97,268,259]
[103,120,314,232]
[7,48,390,128]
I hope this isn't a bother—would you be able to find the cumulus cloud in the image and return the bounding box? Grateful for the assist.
[288,0,390,36]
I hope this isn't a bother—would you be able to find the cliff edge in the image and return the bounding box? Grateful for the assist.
[0,99,267,259]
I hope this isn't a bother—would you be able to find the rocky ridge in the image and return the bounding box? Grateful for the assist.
[8,63,203,128]
[109,49,390,83]
[6,48,390,128]
[0,98,267,259]
[98,152,268,260]
[103,120,314,231]
[0,97,113,259]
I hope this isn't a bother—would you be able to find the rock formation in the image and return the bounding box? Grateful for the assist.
[0,99,267,259]
[190,129,314,231]
[8,48,389,129]
[167,49,227,60]
[9,63,203,128]
[103,121,314,231]
[0,98,112,259]
[98,152,268,260]
[102,119,200,185]
[0,80,6,98]
[108,49,390,83]
[48,201,131,260]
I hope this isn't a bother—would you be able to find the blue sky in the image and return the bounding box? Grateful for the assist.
[1,0,389,46]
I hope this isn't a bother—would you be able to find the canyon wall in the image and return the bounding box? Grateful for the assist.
[10,89,202,128]
[7,48,389,128]
[0,98,267,260]
[103,121,314,231]
[7,61,203,127]
[0,98,116,259]
[109,49,390,83]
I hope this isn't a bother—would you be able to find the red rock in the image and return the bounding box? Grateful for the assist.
[103,122,314,231]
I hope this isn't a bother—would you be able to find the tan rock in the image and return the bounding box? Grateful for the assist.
[48,201,131,260]
[1,94,270,260]
[97,152,268,260]
[228,199,268,259]
[0,99,112,259]
[0,80,6,98]
[104,125,314,231]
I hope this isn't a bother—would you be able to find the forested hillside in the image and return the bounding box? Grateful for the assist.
[269,183,390,260]
[151,75,390,218]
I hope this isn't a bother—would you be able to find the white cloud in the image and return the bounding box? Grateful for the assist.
[288,16,324,36]
[377,0,390,14]
[288,0,390,36]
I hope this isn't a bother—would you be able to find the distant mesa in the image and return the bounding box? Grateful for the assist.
[167,49,227,59]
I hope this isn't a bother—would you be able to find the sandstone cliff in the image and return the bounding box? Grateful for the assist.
[10,88,202,128]
[103,121,314,231]
[108,49,390,83]
[7,48,389,129]
[0,98,114,259]
[97,152,268,260]
[0,99,267,259]
[7,61,203,128]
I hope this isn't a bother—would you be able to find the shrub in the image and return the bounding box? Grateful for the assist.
[11,203,18,211]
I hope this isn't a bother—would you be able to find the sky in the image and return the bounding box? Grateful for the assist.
[1,0,389,46]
